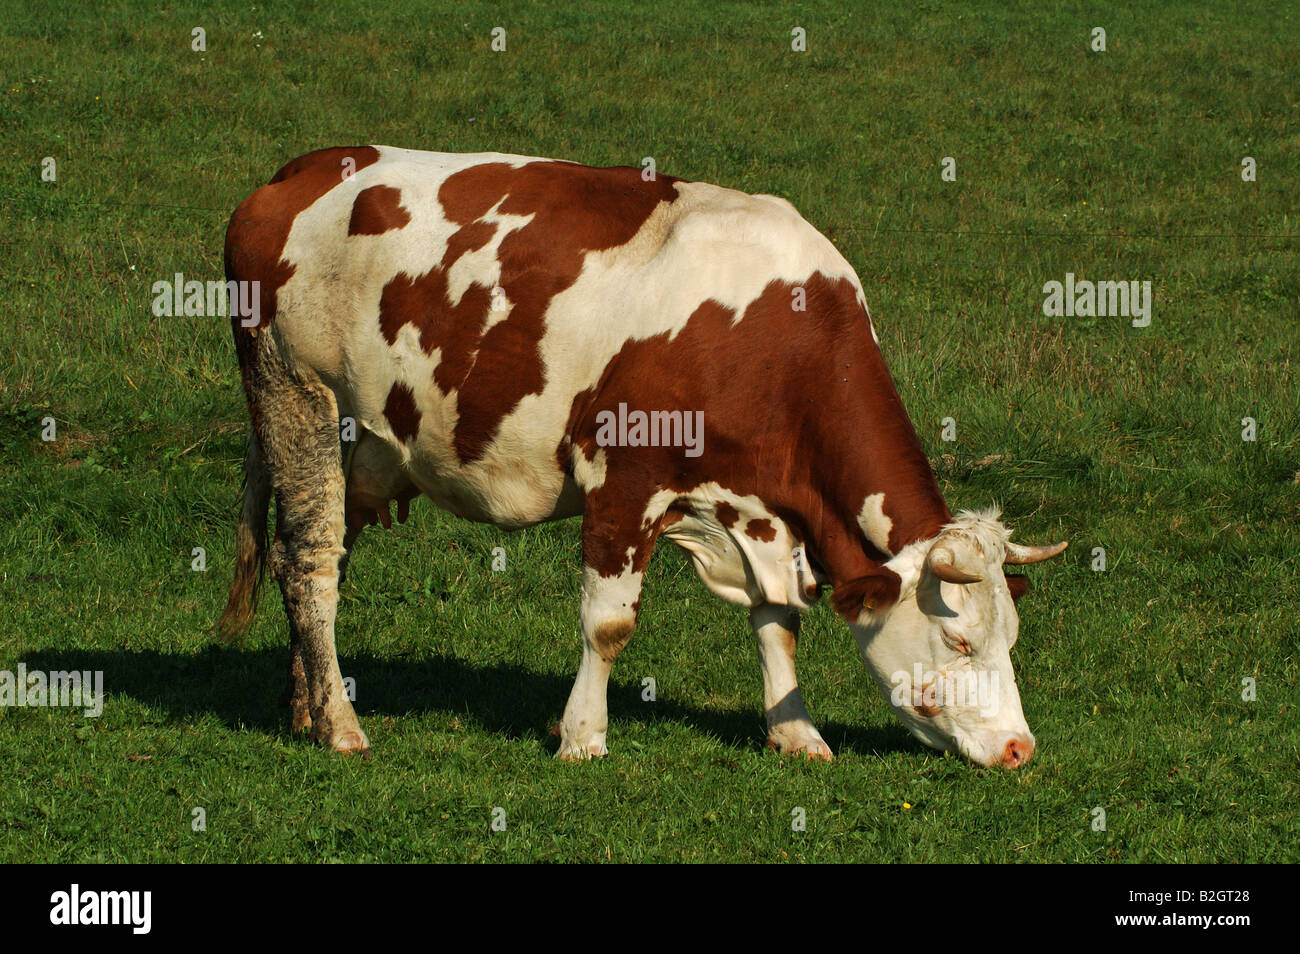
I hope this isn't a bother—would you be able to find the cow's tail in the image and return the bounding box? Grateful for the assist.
[215,430,271,642]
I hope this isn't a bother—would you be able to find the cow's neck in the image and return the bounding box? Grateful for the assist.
[782,334,952,589]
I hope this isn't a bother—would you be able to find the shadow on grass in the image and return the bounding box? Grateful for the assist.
[19,646,916,759]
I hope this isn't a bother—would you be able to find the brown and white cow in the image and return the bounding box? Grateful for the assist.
[217,146,1066,768]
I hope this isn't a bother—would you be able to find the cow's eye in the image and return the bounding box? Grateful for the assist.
[940,626,971,655]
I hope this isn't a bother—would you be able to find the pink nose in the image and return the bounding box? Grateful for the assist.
[1000,736,1035,769]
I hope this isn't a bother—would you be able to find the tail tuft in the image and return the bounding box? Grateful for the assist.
[214,431,271,642]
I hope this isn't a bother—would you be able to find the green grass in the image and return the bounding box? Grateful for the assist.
[1,0,1297,862]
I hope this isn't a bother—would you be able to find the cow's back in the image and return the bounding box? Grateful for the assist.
[226,146,867,528]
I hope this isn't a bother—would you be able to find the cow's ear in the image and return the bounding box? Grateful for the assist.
[1004,574,1030,604]
[832,569,901,621]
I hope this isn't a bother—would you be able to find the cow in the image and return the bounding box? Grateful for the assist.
[216,146,1066,768]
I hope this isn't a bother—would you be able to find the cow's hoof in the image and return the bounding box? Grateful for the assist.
[311,723,371,755]
[556,745,608,761]
[289,704,312,734]
[330,729,371,755]
[556,734,608,761]
[767,734,834,761]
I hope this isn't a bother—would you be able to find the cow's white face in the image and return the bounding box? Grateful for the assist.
[849,512,1063,768]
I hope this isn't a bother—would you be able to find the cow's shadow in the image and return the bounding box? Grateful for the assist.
[18,645,915,759]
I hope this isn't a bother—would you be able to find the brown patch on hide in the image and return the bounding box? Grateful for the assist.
[435,161,682,463]
[383,381,421,443]
[592,620,635,663]
[558,276,949,606]
[348,184,411,235]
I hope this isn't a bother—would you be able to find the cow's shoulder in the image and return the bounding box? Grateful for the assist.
[657,182,864,302]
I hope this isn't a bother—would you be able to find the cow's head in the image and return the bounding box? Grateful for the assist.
[847,511,1066,768]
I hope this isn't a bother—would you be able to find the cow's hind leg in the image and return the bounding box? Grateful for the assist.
[751,605,832,760]
[281,627,312,734]
[281,519,365,735]
[255,344,368,754]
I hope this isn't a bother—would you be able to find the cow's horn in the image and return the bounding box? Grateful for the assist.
[926,543,984,584]
[1003,540,1069,565]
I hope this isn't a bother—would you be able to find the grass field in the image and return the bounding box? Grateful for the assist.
[1,1,1296,862]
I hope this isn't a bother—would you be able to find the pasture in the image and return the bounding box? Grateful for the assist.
[1,0,1296,862]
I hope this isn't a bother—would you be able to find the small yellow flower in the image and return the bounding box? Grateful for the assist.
[903,802,912,810]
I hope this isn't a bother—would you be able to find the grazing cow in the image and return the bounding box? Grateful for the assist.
[217,146,1066,768]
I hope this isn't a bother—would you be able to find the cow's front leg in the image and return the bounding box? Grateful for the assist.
[751,604,832,760]
[557,565,643,760]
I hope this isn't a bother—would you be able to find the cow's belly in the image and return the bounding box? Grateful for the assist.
[342,416,582,530]
[299,295,582,529]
